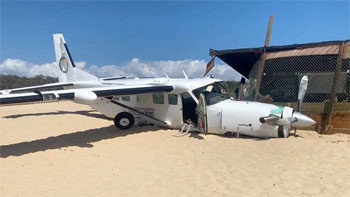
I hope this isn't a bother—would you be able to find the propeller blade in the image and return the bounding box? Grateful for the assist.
[276,117,295,126]
[297,75,308,112]
[278,125,291,138]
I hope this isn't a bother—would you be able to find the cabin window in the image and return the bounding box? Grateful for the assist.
[168,94,178,105]
[121,96,130,102]
[137,95,147,103]
[112,96,119,101]
[152,94,164,104]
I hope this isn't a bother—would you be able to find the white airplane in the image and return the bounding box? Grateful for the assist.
[0,33,315,138]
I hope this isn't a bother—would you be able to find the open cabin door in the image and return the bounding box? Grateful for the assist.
[197,93,208,134]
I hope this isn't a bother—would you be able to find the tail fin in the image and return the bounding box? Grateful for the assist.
[53,33,98,82]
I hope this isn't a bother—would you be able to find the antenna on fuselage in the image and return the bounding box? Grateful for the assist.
[182,70,189,79]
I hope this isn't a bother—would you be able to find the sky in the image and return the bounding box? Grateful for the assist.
[1,1,349,80]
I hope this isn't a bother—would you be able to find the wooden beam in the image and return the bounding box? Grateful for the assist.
[256,15,274,98]
[322,43,346,134]
[264,15,274,47]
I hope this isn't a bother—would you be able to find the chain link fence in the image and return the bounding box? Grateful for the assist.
[243,47,350,105]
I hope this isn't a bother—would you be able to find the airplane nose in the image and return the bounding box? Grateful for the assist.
[292,112,316,128]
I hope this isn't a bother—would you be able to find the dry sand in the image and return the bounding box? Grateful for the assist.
[0,101,349,196]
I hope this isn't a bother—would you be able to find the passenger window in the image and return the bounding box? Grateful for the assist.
[137,95,147,103]
[121,96,130,101]
[112,96,119,101]
[168,94,178,105]
[152,94,164,104]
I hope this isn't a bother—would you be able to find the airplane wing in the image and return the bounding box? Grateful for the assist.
[0,84,174,105]
[0,82,74,94]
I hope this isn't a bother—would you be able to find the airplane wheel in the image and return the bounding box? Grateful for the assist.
[114,112,135,130]
[278,126,284,138]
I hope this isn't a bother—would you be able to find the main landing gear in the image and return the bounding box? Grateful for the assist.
[114,112,135,130]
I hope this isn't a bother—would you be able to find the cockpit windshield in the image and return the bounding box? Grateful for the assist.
[192,82,230,105]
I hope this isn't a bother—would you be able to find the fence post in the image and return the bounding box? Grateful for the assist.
[322,43,345,134]
[256,15,274,99]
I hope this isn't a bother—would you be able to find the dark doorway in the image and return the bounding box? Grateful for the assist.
[181,92,198,125]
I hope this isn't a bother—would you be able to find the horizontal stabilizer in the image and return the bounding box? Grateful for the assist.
[101,76,126,81]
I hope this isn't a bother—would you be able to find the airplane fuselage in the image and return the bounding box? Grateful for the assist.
[73,77,314,138]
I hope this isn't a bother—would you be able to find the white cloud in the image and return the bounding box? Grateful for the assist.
[0,58,241,81]
[0,59,58,77]
[0,59,85,78]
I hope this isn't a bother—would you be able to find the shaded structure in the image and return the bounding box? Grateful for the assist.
[210,40,350,102]
[209,40,350,134]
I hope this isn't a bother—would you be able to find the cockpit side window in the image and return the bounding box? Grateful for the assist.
[192,82,230,105]
[206,93,230,105]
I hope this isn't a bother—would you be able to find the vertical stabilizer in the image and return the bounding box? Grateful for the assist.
[53,33,98,82]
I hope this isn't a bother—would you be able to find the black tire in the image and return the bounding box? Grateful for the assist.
[278,126,284,138]
[114,112,135,130]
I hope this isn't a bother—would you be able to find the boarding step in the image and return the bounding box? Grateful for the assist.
[173,120,199,137]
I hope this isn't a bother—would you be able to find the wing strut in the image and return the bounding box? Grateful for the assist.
[108,99,170,126]
[33,90,44,101]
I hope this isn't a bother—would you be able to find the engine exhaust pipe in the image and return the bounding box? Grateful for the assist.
[259,115,279,124]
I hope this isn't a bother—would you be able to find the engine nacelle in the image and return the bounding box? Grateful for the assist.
[74,90,97,104]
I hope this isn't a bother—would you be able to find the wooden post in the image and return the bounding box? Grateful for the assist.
[322,43,345,134]
[256,15,274,99]
[264,16,274,47]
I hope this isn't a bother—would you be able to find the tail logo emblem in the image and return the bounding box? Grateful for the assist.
[59,57,68,73]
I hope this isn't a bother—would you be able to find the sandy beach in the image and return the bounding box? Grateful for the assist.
[0,101,349,196]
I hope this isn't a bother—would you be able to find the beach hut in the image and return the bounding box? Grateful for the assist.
[209,40,350,134]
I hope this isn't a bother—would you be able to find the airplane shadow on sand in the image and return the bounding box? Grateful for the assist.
[0,126,159,158]
[188,132,205,140]
[1,110,303,158]
[3,110,110,120]
[1,110,205,158]
[0,125,303,158]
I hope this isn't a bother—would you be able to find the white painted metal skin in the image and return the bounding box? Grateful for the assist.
[0,33,316,138]
[207,100,283,137]
[90,92,184,128]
